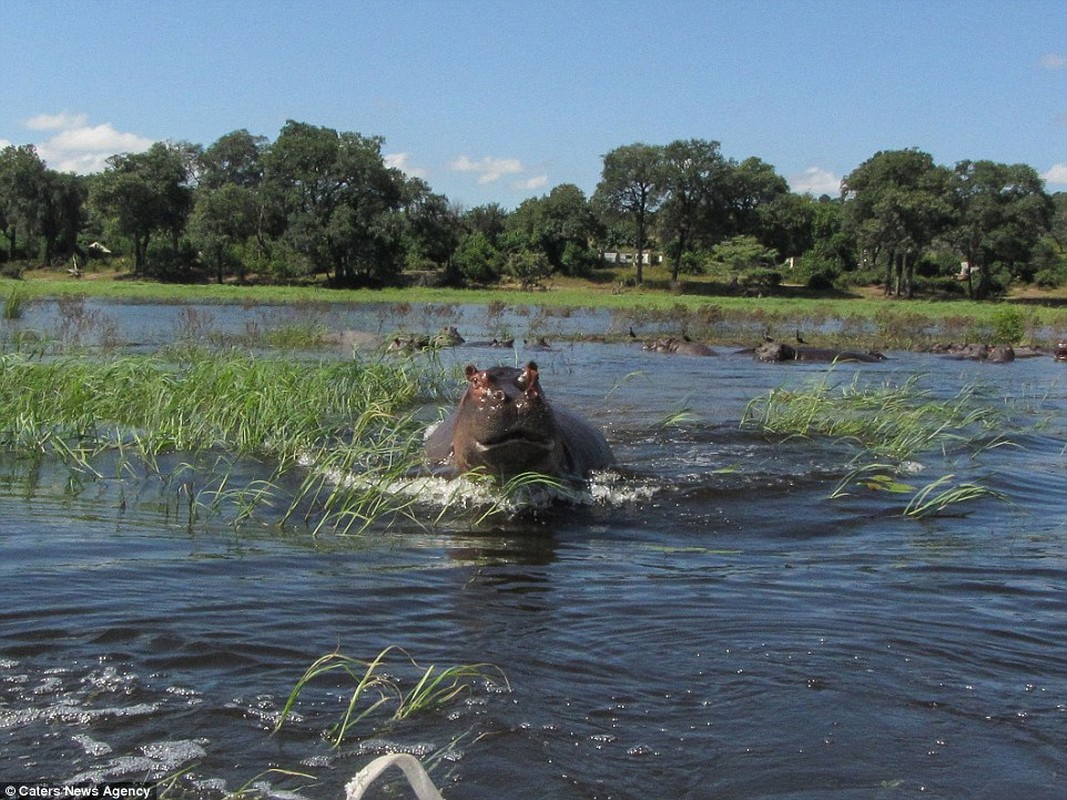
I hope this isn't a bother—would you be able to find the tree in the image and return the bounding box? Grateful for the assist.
[187,183,258,283]
[728,156,789,239]
[657,139,731,282]
[401,178,462,270]
[946,160,1053,299]
[453,231,502,285]
[0,144,48,260]
[463,203,509,245]
[594,143,665,284]
[39,170,87,266]
[842,149,954,298]
[198,129,267,191]
[755,191,816,264]
[261,121,406,285]
[506,183,599,275]
[89,142,194,275]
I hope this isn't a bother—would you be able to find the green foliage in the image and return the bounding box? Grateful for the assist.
[275,646,509,747]
[743,373,1013,517]
[453,231,502,285]
[505,248,552,290]
[989,306,1027,344]
[3,289,24,319]
[709,234,778,273]
[739,266,782,290]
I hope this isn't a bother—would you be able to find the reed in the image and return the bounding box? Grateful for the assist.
[3,289,24,320]
[742,372,1009,463]
[0,351,450,531]
[744,372,1015,517]
[274,646,509,748]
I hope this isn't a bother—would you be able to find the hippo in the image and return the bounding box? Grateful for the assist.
[936,343,1016,362]
[643,337,715,356]
[424,361,615,483]
[1056,341,1067,362]
[432,326,465,346]
[754,342,886,364]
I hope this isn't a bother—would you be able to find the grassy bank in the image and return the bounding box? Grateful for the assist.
[4,266,1067,347]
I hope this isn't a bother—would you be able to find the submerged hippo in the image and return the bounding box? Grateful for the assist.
[935,343,1016,362]
[643,337,716,356]
[755,341,886,363]
[425,361,615,482]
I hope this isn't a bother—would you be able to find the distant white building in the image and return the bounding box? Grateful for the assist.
[601,251,661,265]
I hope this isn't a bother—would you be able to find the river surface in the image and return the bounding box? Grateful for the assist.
[1,298,1066,799]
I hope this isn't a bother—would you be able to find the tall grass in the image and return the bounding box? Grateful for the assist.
[3,290,24,320]
[742,372,1015,516]
[0,351,449,531]
[742,372,1009,462]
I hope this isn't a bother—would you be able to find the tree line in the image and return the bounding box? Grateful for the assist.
[1,119,1065,300]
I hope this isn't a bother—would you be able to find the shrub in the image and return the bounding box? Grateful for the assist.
[989,307,1027,344]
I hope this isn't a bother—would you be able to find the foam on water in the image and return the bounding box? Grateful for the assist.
[68,739,207,783]
[303,448,660,517]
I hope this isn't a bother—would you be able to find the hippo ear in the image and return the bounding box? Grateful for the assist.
[520,361,539,389]
[464,364,479,381]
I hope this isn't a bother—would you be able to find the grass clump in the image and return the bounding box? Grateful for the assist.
[0,351,449,531]
[742,372,1008,462]
[274,646,509,747]
[742,372,1014,517]
[3,290,24,320]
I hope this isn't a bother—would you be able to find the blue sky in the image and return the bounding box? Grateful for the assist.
[2,0,1065,208]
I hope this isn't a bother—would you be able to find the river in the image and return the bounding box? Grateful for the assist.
[1,298,1065,799]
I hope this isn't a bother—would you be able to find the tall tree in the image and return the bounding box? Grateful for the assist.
[657,139,731,282]
[0,144,48,260]
[401,177,462,270]
[198,129,267,190]
[946,160,1053,299]
[40,170,87,266]
[262,121,406,285]
[187,183,258,283]
[507,183,599,274]
[728,156,789,239]
[842,149,953,297]
[89,142,194,275]
[594,143,665,284]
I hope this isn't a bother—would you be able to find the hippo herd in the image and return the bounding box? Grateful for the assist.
[356,325,1067,485]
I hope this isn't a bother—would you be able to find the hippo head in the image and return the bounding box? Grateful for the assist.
[450,361,562,479]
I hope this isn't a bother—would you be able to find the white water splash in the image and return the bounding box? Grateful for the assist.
[301,449,659,515]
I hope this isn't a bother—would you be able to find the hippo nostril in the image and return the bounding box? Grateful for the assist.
[491,390,506,403]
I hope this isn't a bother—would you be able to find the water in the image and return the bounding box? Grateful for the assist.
[2,299,1067,798]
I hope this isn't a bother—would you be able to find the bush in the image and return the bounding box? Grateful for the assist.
[453,232,502,286]
[989,307,1026,344]
[740,267,782,291]
[506,249,551,290]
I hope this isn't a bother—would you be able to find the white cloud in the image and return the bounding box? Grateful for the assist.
[384,152,428,179]
[789,166,841,196]
[25,112,88,131]
[513,174,549,191]
[1043,163,1067,185]
[18,113,156,174]
[1040,53,1067,70]
[449,155,524,184]
[0,138,11,149]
